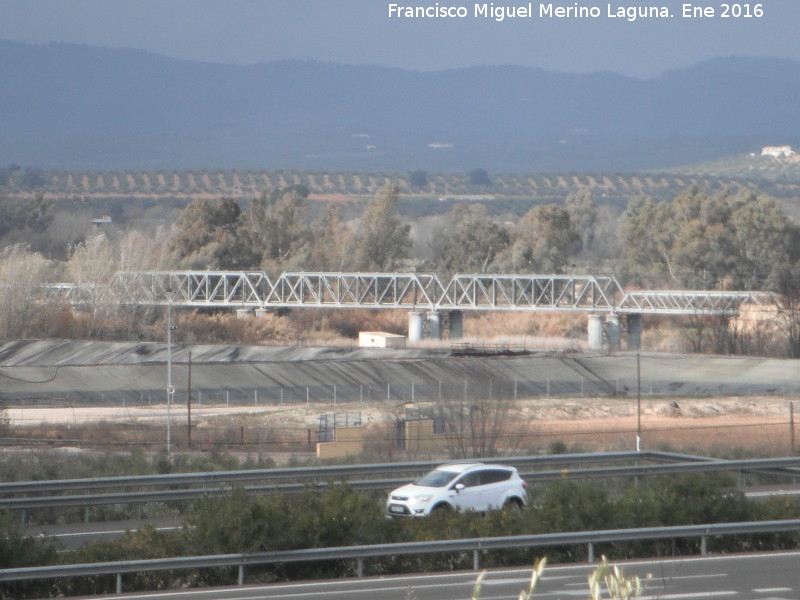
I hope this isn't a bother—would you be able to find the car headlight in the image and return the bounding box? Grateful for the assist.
[414,494,433,502]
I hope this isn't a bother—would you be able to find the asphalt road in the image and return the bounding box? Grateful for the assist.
[71,551,800,600]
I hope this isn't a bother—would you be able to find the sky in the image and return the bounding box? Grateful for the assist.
[1,0,799,78]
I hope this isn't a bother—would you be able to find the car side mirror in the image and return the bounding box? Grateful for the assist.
[454,483,465,492]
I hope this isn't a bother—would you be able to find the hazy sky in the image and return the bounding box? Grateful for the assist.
[1,0,798,78]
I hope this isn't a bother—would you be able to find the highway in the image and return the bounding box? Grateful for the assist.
[71,551,800,600]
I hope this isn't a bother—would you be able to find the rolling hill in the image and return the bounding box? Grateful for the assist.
[1,40,799,172]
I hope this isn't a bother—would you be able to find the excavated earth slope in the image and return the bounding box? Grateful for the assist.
[0,339,797,407]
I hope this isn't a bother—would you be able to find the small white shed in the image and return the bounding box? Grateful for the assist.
[358,331,406,348]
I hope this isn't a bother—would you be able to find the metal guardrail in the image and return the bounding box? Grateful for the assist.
[3,452,798,517]
[0,451,713,496]
[0,451,706,513]
[2,519,800,593]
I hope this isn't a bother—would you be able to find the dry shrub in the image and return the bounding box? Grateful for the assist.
[289,309,407,339]
[465,312,581,339]
[28,304,89,339]
[175,311,295,345]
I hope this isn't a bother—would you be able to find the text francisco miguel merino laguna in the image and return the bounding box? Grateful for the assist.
[389,3,677,22]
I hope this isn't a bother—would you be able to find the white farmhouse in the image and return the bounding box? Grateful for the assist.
[761,145,796,158]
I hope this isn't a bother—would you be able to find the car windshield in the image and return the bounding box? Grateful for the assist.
[415,469,460,488]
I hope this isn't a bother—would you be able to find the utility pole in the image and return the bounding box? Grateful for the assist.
[187,350,192,450]
[636,351,642,452]
[166,289,177,455]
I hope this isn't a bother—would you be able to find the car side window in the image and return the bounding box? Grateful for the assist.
[458,472,481,488]
[481,469,512,484]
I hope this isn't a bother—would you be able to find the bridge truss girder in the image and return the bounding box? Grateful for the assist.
[265,272,443,309]
[106,271,783,317]
[438,274,622,312]
[113,271,270,306]
[617,290,783,315]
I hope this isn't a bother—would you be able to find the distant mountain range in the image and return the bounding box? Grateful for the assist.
[1,39,799,173]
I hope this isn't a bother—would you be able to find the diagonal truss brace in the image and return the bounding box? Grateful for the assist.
[266,272,443,308]
[112,271,271,306]
[617,290,784,315]
[104,271,784,317]
[438,274,623,312]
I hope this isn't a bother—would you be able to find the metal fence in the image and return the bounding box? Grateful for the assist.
[5,373,800,410]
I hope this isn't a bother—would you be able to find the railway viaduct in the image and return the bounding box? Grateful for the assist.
[79,271,782,351]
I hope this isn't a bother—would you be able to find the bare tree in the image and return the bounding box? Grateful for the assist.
[440,391,525,459]
[0,244,48,338]
[67,230,163,337]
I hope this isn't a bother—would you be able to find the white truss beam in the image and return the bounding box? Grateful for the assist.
[266,273,443,308]
[617,290,783,315]
[94,271,785,317]
[438,274,622,311]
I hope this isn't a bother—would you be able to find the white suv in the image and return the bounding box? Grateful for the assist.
[386,462,527,517]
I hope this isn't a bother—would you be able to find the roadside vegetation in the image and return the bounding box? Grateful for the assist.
[0,472,797,597]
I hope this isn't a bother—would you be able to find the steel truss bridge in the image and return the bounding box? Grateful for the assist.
[105,271,781,316]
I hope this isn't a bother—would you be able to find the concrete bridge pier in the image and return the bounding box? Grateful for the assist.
[627,313,643,350]
[408,312,424,343]
[449,310,464,339]
[606,314,621,351]
[427,311,442,340]
[587,314,604,350]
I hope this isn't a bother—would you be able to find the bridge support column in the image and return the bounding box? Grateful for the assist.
[427,311,442,340]
[449,311,464,340]
[587,315,604,351]
[606,314,621,351]
[408,312,424,343]
[627,314,643,350]
[236,308,254,319]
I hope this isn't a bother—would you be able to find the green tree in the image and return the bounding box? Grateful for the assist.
[352,184,411,270]
[409,170,429,189]
[236,189,312,271]
[621,188,800,291]
[565,188,596,253]
[468,168,491,187]
[496,204,578,273]
[728,192,798,290]
[0,193,54,240]
[619,195,672,285]
[164,198,242,269]
[432,203,510,274]
[307,203,354,271]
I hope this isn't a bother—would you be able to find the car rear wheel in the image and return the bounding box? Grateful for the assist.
[503,497,523,511]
